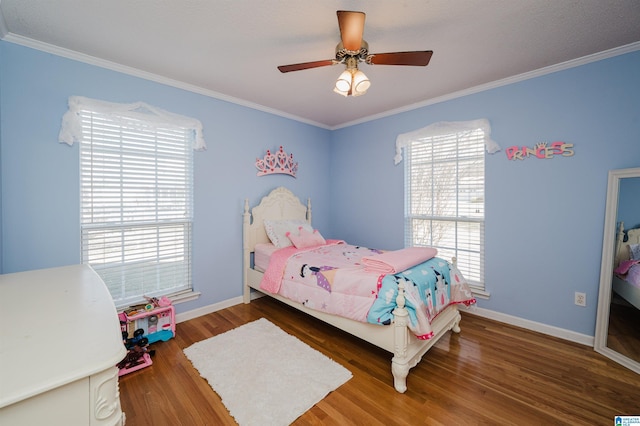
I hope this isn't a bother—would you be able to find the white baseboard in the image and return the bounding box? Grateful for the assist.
[174,291,264,323]
[462,306,594,346]
[176,295,594,347]
[175,296,243,323]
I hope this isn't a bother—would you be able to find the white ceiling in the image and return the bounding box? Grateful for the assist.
[1,1,639,129]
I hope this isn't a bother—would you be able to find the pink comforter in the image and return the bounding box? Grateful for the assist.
[260,239,345,293]
[259,241,476,338]
[615,259,640,288]
[260,241,382,322]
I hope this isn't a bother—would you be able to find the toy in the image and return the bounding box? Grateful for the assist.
[144,295,172,308]
[124,328,148,349]
[117,327,155,375]
[116,300,175,376]
[123,304,175,344]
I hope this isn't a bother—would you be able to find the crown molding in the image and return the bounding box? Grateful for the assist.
[0,32,331,130]
[1,29,638,132]
[332,41,640,130]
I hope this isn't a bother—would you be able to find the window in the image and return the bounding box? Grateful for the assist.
[396,120,499,293]
[60,97,205,307]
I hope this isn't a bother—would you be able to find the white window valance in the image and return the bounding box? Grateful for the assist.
[58,96,207,151]
[394,118,500,164]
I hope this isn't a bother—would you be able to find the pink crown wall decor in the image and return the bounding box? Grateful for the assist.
[255,146,298,178]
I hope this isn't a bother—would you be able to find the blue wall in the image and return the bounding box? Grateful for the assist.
[0,42,331,314]
[330,51,640,336]
[1,39,639,337]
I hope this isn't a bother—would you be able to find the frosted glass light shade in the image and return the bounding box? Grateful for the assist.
[352,70,370,95]
[333,67,370,97]
[335,70,353,93]
[333,86,349,96]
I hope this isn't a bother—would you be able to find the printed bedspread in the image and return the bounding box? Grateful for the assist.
[259,242,476,340]
[615,259,640,288]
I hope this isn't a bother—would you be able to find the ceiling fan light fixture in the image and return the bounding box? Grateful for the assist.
[334,67,370,97]
[335,69,353,93]
[333,86,350,97]
[352,69,370,95]
[278,10,433,97]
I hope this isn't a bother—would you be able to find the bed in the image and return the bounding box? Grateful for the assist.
[242,187,476,393]
[613,221,640,310]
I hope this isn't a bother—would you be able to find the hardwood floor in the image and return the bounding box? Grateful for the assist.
[119,297,640,425]
[608,294,640,362]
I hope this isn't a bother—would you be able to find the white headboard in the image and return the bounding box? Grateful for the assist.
[615,221,640,267]
[243,187,311,253]
[242,187,311,303]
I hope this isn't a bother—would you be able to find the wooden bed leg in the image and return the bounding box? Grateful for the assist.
[392,360,410,394]
[391,278,411,393]
[390,278,463,393]
[452,313,462,333]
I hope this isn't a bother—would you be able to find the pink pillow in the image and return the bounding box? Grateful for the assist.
[615,259,640,275]
[286,226,326,249]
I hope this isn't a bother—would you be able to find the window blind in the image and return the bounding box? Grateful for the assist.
[79,110,194,307]
[404,128,485,290]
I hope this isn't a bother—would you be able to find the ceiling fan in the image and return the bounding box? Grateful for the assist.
[277,10,433,97]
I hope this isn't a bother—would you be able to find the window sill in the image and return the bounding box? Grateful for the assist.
[168,289,201,305]
[116,290,201,311]
[471,288,490,300]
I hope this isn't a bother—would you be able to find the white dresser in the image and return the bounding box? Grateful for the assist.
[0,265,127,425]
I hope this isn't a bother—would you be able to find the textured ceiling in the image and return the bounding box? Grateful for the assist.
[1,0,639,129]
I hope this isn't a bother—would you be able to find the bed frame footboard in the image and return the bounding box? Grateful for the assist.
[391,278,462,393]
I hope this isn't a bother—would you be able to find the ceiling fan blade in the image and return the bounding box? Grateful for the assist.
[368,51,433,66]
[337,10,365,52]
[277,59,335,73]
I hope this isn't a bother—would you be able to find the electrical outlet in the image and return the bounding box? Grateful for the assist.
[575,292,586,307]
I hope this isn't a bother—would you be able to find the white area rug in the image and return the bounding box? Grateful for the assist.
[183,318,352,426]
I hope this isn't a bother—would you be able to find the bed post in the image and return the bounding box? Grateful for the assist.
[243,198,251,304]
[450,257,461,333]
[391,278,411,393]
[615,221,625,266]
